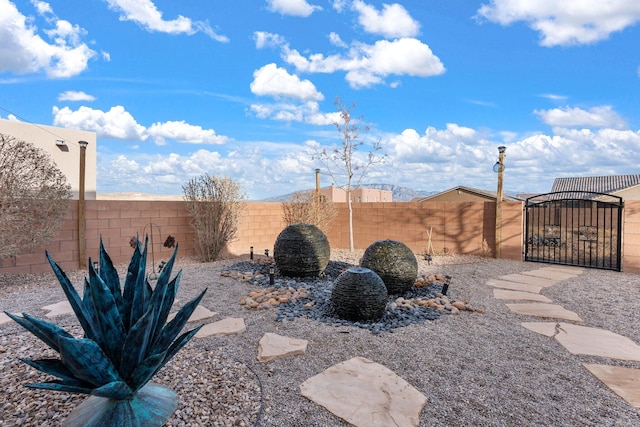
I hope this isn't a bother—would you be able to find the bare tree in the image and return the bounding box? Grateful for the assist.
[0,133,72,259]
[182,173,246,262]
[281,190,336,233]
[313,97,385,251]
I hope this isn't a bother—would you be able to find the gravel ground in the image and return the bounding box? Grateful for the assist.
[2,250,640,426]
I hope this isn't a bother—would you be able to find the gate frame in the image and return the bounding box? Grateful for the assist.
[524,191,623,271]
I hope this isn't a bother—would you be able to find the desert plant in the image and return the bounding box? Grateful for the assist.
[4,237,206,426]
[312,97,385,252]
[182,173,246,262]
[0,133,71,259]
[281,190,336,233]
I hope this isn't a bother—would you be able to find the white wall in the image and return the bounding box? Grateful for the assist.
[0,119,97,199]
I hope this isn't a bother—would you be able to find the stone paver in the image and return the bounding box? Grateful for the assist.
[0,312,12,326]
[42,300,73,318]
[493,289,552,303]
[195,317,246,338]
[520,269,577,281]
[541,266,583,275]
[168,304,218,323]
[583,364,640,408]
[257,333,308,362]
[300,356,427,427]
[554,323,640,362]
[521,322,558,337]
[506,303,582,322]
[486,279,543,294]
[498,273,557,287]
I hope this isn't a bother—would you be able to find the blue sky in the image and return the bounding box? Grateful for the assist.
[1,0,639,200]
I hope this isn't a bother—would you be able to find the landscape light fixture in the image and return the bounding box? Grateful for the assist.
[250,246,254,260]
[269,265,275,286]
[55,139,69,151]
[493,146,506,173]
[264,249,269,257]
[442,275,451,296]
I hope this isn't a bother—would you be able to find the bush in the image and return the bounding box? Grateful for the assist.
[281,190,336,234]
[182,174,245,262]
[0,134,71,259]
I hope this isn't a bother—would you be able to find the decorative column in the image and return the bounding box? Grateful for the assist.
[78,140,88,269]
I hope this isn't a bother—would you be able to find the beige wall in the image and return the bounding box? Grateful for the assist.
[424,189,494,203]
[0,119,97,200]
[5,199,640,275]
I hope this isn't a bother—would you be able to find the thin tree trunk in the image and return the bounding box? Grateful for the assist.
[347,187,354,252]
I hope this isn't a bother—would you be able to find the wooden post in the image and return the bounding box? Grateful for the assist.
[495,146,506,259]
[78,141,88,269]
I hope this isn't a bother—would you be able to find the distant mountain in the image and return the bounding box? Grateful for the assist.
[260,184,437,202]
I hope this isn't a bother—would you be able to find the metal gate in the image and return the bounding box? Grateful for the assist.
[524,192,623,271]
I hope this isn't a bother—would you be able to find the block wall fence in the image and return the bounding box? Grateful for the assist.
[2,200,640,274]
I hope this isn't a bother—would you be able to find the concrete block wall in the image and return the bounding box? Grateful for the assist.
[4,198,640,275]
[623,200,640,274]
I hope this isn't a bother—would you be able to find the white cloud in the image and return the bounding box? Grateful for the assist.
[250,63,324,101]
[249,100,338,124]
[52,105,147,140]
[352,0,420,38]
[477,0,640,46]
[534,105,626,129]
[332,0,348,13]
[328,32,347,48]
[266,0,321,17]
[283,38,445,88]
[254,31,287,49]
[58,90,96,101]
[104,0,228,42]
[539,93,568,101]
[0,0,96,77]
[147,120,231,145]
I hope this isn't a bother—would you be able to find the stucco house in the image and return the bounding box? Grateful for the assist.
[550,175,640,201]
[412,186,521,203]
[320,185,393,203]
[0,119,97,199]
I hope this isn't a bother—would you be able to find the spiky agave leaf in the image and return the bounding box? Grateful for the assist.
[26,381,94,395]
[130,237,150,330]
[4,312,73,352]
[91,381,133,399]
[147,245,180,343]
[119,307,156,380]
[20,358,81,383]
[98,238,124,315]
[57,336,123,387]
[86,262,126,369]
[147,288,207,360]
[122,238,143,331]
[46,252,99,342]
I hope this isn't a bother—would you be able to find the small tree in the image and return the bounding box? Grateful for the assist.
[281,190,336,233]
[0,133,71,259]
[182,173,246,262]
[313,97,385,251]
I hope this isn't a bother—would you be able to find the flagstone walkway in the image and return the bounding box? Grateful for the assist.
[489,264,640,408]
[3,262,640,426]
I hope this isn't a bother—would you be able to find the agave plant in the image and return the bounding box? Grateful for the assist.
[5,237,206,426]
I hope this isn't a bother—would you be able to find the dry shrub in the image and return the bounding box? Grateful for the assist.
[182,174,246,262]
[0,134,71,259]
[281,190,336,233]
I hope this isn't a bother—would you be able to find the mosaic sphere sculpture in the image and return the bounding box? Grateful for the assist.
[331,267,388,321]
[274,223,330,277]
[360,239,418,294]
